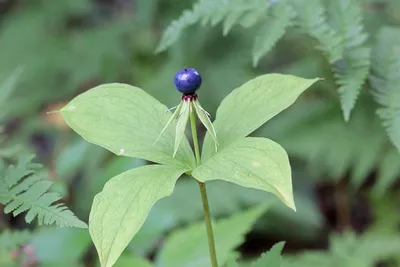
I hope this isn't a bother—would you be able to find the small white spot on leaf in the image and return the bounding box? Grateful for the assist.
[119,148,125,155]
[252,161,261,167]
[68,106,76,110]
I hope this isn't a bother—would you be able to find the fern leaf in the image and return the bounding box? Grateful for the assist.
[0,155,87,228]
[261,98,398,190]
[252,242,285,267]
[283,231,400,267]
[0,230,32,252]
[290,0,343,63]
[252,2,294,67]
[0,67,23,110]
[156,0,269,53]
[369,27,400,152]
[238,0,270,28]
[373,148,400,196]
[328,0,371,121]
[222,9,246,36]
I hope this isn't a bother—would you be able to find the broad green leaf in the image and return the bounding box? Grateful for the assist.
[252,242,285,267]
[114,254,153,267]
[60,83,195,169]
[225,258,240,267]
[156,204,271,267]
[89,165,187,267]
[31,228,91,264]
[174,100,190,157]
[202,74,320,161]
[194,137,295,210]
[193,100,217,152]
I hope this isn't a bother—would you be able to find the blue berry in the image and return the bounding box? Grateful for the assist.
[174,67,202,94]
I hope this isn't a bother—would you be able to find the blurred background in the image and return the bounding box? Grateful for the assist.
[1,0,400,266]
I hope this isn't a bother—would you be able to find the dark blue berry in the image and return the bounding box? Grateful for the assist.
[174,68,202,94]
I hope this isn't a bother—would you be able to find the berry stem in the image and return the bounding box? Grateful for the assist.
[189,104,218,267]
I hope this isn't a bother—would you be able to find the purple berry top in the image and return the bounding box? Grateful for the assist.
[174,67,202,94]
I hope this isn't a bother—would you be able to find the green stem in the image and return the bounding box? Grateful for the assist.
[189,105,218,267]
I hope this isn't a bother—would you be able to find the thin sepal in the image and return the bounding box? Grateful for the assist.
[193,99,218,153]
[154,101,184,144]
[173,100,190,157]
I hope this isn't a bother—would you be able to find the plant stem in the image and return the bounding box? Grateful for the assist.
[198,182,218,267]
[335,178,351,232]
[189,106,218,267]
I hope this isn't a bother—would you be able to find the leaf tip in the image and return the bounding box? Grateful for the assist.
[252,57,260,68]
[154,44,165,54]
[60,105,77,113]
[342,110,351,122]
[284,197,296,212]
[46,110,61,115]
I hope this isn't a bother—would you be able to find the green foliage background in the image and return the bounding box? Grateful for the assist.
[0,0,399,266]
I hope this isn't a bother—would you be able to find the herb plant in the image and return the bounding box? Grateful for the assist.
[58,68,319,267]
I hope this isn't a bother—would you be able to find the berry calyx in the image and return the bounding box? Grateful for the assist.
[182,93,198,102]
[174,67,202,94]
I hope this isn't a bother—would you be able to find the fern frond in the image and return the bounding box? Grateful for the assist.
[0,230,32,251]
[328,0,371,121]
[289,0,343,63]
[373,148,400,196]
[0,155,87,228]
[252,2,295,67]
[252,242,285,267]
[283,231,400,267]
[260,98,398,190]
[156,0,269,53]
[369,27,400,153]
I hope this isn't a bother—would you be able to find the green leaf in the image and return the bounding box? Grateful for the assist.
[60,83,195,169]
[201,74,320,161]
[225,258,240,267]
[252,242,285,267]
[89,165,187,267]
[156,203,271,267]
[31,228,91,264]
[174,100,190,157]
[193,100,217,152]
[113,254,153,267]
[194,137,295,210]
